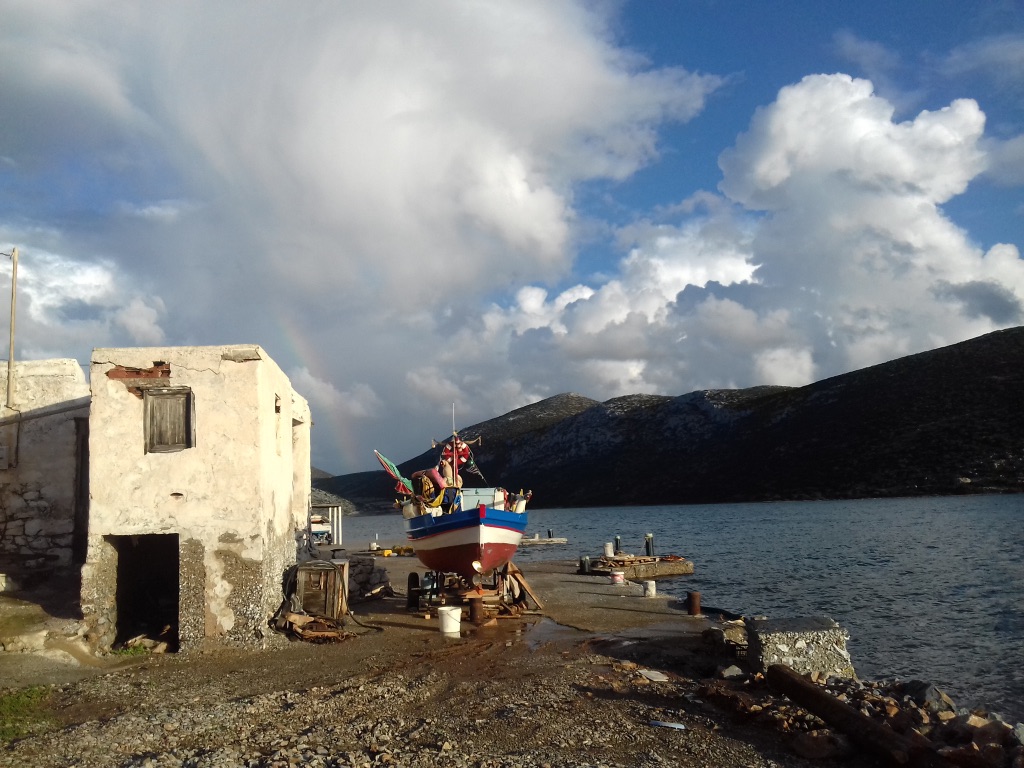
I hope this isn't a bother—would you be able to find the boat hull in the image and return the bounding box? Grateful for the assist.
[404,504,527,578]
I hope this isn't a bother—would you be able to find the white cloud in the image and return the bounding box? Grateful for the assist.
[16,249,118,323]
[113,297,166,345]
[982,133,1024,185]
[115,201,189,222]
[404,367,467,411]
[719,75,986,207]
[754,347,815,387]
[0,237,175,359]
[480,74,1023,401]
[833,30,913,109]
[942,33,1024,87]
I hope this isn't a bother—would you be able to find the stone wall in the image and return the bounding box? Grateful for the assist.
[745,616,855,678]
[0,359,90,573]
[346,555,391,602]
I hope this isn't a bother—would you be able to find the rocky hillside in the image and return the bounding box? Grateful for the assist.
[317,327,1024,509]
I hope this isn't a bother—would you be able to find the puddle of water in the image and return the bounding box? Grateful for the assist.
[525,617,585,650]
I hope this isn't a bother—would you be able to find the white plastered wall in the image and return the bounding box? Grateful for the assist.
[83,345,311,648]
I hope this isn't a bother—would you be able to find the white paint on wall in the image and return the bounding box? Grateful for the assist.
[84,345,312,647]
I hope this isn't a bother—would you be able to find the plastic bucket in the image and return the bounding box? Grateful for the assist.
[603,542,615,557]
[437,605,462,634]
[609,570,625,585]
[643,580,657,597]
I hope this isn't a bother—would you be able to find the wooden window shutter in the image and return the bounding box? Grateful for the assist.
[145,388,194,453]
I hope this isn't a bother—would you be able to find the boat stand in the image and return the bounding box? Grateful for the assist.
[405,563,538,621]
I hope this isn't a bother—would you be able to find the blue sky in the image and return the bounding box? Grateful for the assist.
[2,1,1023,475]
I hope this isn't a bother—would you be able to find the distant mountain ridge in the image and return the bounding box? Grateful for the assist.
[316,327,1024,510]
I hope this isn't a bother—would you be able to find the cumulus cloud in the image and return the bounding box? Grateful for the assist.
[982,133,1024,185]
[932,279,1023,324]
[1,1,730,467]
[481,74,1024,403]
[0,239,168,356]
[113,297,166,345]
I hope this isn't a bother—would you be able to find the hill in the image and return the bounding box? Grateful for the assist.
[316,327,1024,509]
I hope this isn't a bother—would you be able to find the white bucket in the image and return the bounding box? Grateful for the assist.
[603,542,615,557]
[609,570,625,585]
[643,580,657,598]
[437,606,462,634]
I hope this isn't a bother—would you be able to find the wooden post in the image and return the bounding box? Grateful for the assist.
[6,246,17,408]
[468,595,484,624]
[687,591,701,616]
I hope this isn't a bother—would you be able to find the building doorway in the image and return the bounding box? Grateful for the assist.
[109,534,180,650]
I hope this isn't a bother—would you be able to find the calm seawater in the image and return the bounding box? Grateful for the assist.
[340,495,1023,722]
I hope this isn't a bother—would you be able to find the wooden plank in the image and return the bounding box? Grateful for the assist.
[507,562,544,610]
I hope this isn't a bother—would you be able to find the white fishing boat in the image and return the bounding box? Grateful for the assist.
[374,432,530,579]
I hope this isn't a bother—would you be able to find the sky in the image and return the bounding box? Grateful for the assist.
[2,0,1023,474]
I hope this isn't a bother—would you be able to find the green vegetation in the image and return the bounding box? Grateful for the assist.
[0,686,53,743]
[109,644,150,657]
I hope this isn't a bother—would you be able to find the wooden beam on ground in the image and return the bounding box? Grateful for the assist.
[766,665,953,768]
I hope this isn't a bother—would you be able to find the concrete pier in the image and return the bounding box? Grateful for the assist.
[584,554,695,581]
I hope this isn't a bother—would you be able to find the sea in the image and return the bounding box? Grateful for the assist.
[338,494,1023,723]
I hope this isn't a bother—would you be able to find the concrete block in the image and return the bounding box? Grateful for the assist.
[745,616,855,678]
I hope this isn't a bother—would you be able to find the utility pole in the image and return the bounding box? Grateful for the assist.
[6,246,16,408]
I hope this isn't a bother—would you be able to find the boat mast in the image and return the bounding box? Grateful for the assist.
[451,402,459,488]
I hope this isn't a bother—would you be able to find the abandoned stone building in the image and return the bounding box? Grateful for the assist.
[1,345,312,651]
[82,345,311,650]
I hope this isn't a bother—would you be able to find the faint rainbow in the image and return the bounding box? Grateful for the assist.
[273,312,362,474]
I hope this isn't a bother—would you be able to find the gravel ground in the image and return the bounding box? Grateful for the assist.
[1,607,886,768]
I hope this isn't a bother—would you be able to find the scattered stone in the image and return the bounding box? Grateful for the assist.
[901,679,955,713]
[718,664,746,680]
[638,669,669,682]
[791,730,844,760]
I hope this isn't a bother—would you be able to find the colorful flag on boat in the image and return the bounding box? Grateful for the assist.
[461,453,487,484]
[374,450,412,495]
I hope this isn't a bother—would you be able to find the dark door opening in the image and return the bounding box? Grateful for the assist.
[72,418,89,564]
[110,534,180,650]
